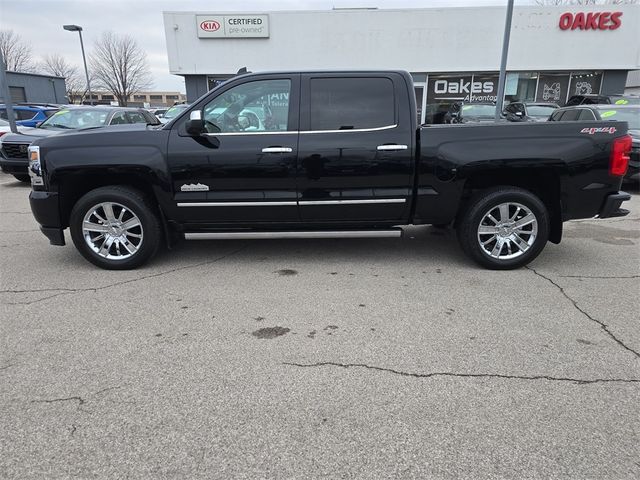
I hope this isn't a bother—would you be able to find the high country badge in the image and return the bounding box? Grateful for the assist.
[180,183,210,192]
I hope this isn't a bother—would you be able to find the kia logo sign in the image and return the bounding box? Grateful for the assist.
[559,12,622,31]
[200,20,221,32]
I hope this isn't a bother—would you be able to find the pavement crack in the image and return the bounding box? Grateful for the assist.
[526,266,640,359]
[0,363,18,371]
[558,275,640,279]
[284,362,640,385]
[30,385,122,410]
[93,386,122,397]
[31,396,85,405]
[3,245,248,305]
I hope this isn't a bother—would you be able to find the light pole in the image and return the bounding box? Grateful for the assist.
[63,24,93,105]
[494,0,514,121]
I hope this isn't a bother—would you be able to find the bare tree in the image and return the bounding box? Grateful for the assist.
[90,32,152,106]
[0,29,35,72]
[41,54,84,103]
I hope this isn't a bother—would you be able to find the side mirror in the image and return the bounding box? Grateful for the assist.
[186,110,205,135]
[35,121,43,128]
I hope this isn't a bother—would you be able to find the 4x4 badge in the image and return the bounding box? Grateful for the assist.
[181,183,209,192]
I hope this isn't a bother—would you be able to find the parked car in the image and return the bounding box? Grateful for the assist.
[149,108,167,119]
[27,70,631,270]
[0,118,31,137]
[0,106,159,182]
[549,104,639,181]
[503,102,559,122]
[450,102,499,123]
[0,104,59,127]
[158,104,190,124]
[565,94,640,106]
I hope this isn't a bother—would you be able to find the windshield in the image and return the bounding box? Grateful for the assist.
[163,105,189,120]
[598,108,640,129]
[39,109,110,130]
[462,104,496,117]
[611,97,640,106]
[527,105,557,118]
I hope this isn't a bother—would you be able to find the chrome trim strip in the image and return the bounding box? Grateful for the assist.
[185,230,402,240]
[178,199,406,207]
[203,131,295,137]
[201,124,397,137]
[300,124,397,134]
[177,201,297,207]
[299,199,406,205]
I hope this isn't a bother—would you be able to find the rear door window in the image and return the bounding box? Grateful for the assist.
[578,109,596,121]
[16,110,36,121]
[560,109,580,121]
[110,112,128,125]
[126,112,148,124]
[309,77,395,131]
[550,110,565,121]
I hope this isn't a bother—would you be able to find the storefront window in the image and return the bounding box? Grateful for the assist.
[208,76,232,91]
[568,72,602,98]
[504,72,537,104]
[425,73,498,124]
[535,73,571,104]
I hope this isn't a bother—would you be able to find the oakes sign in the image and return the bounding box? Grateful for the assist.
[559,11,622,31]
[197,14,269,38]
[428,75,499,103]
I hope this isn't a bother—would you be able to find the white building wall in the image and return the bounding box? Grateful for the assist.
[163,5,640,76]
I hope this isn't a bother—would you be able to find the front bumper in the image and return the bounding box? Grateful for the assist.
[598,191,631,219]
[0,157,28,174]
[29,190,65,246]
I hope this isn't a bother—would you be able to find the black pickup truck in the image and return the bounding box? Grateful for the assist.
[27,70,632,270]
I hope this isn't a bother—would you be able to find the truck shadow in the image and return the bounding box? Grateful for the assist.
[159,225,471,269]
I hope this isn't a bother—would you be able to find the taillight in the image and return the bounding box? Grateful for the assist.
[610,135,632,177]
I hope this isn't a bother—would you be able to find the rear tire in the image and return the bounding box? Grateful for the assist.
[13,174,30,183]
[69,186,161,270]
[457,187,549,270]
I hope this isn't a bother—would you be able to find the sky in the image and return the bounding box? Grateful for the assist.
[0,0,538,92]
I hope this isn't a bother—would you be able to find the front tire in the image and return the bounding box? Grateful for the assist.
[457,187,549,270]
[69,186,161,270]
[13,174,30,183]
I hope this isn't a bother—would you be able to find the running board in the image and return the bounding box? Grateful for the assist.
[184,230,402,240]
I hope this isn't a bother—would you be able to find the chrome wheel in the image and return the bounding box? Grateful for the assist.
[477,202,538,260]
[82,202,143,260]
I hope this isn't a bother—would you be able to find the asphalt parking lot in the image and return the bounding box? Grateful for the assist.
[1,172,639,479]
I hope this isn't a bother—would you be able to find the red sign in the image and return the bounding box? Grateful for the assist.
[559,12,622,31]
[200,20,221,32]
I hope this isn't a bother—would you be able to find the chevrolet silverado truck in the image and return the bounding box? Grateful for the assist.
[27,70,633,270]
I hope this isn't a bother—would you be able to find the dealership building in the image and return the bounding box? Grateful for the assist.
[163,4,640,123]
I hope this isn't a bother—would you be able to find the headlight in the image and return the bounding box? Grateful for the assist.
[28,145,43,186]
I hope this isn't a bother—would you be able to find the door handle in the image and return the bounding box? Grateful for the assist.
[261,147,293,153]
[377,144,408,151]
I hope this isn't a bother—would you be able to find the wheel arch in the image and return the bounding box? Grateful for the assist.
[56,169,164,229]
[456,168,562,244]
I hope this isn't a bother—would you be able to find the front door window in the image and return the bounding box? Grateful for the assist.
[202,79,291,133]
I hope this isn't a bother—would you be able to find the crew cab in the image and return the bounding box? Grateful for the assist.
[27,70,632,270]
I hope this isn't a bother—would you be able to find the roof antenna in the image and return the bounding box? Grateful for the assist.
[237,67,249,75]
